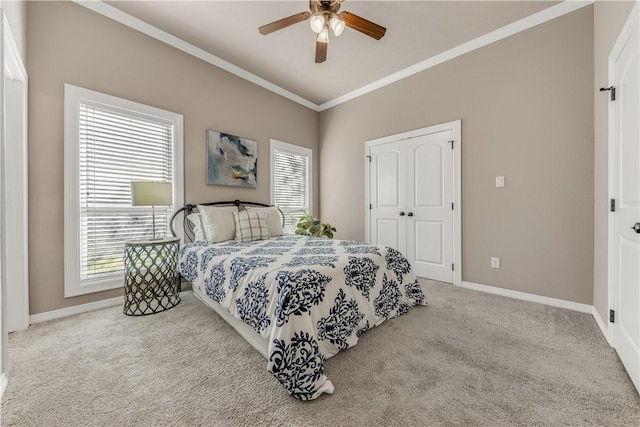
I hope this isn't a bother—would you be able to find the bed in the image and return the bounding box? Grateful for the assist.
[171,200,426,400]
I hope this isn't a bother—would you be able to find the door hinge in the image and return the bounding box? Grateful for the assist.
[610,199,616,212]
[600,86,616,101]
[448,140,454,149]
[451,203,454,210]
[369,204,372,210]
[366,155,371,163]
[451,263,454,271]
[609,309,615,323]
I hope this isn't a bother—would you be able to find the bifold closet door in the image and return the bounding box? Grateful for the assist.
[406,131,454,283]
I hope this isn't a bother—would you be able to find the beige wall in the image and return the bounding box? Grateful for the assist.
[319,7,594,304]
[27,1,318,314]
[1,0,26,63]
[592,1,636,322]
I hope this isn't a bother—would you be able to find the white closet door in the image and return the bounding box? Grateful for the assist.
[369,141,406,252]
[406,131,454,282]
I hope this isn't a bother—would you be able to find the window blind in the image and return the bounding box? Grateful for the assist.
[272,147,310,233]
[79,102,174,279]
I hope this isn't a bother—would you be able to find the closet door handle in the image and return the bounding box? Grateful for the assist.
[407,212,414,217]
[399,212,405,216]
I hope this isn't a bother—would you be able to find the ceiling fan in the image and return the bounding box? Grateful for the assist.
[258,0,386,63]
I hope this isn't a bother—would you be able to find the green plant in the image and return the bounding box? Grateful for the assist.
[295,214,337,239]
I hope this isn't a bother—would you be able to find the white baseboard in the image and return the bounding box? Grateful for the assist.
[28,290,192,324]
[460,281,592,313]
[459,279,612,346]
[592,306,612,346]
[0,373,7,398]
[29,296,124,324]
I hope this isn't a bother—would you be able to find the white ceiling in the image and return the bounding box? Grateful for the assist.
[105,1,560,106]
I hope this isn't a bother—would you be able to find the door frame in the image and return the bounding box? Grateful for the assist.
[1,9,29,337]
[365,119,462,286]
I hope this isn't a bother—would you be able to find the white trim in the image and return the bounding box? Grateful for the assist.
[592,306,612,346]
[2,13,29,333]
[451,121,462,288]
[461,281,614,344]
[365,120,462,286]
[0,373,6,399]
[2,13,26,80]
[270,138,313,218]
[316,0,593,111]
[29,290,192,324]
[72,0,318,112]
[460,281,592,313]
[0,9,7,394]
[29,296,124,324]
[73,0,592,113]
[64,84,184,297]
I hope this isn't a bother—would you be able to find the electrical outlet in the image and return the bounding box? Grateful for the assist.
[496,176,505,188]
[491,257,501,269]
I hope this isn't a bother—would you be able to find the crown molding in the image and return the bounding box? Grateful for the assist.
[317,0,593,111]
[74,0,593,113]
[72,0,320,111]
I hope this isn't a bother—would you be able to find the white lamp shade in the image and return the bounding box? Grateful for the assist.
[131,181,172,206]
[317,26,330,43]
[329,15,345,36]
[310,13,326,33]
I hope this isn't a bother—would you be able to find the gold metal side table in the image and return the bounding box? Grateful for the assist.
[123,237,180,316]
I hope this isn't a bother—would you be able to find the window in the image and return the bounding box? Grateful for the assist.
[270,139,312,234]
[64,84,183,297]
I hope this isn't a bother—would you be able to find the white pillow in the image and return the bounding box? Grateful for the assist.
[197,205,238,243]
[186,213,206,242]
[247,206,284,237]
[234,210,270,242]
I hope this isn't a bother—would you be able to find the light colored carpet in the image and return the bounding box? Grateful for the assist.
[2,280,639,426]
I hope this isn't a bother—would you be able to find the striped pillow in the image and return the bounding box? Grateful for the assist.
[233,210,271,242]
[198,205,237,243]
[186,213,206,242]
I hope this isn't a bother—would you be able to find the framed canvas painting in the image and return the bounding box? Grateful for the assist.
[207,130,257,187]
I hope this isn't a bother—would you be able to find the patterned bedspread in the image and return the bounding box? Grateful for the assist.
[178,235,426,400]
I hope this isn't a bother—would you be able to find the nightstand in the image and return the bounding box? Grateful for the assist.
[123,237,181,316]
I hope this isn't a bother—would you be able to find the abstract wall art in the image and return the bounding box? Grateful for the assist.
[206,130,257,187]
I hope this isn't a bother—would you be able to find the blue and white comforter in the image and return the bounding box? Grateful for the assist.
[179,235,426,400]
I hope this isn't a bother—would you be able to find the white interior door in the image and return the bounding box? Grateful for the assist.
[406,131,454,282]
[611,11,640,394]
[369,140,406,251]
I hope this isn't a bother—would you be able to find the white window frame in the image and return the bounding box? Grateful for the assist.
[270,139,313,232]
[64,84,183,297]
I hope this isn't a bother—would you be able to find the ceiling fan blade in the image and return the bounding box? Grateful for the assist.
[259,11,311,35]
[315,41,327,63]
[340,11,386,40]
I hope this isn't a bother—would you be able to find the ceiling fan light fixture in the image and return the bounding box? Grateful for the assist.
[329,14,345,36]
[317,26,329,43]
[309,12,326,34]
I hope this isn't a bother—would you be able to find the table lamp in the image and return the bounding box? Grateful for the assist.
[131,181,172,240]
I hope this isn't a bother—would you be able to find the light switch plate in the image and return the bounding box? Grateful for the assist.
[496,176,505,188]
[491,257,501,269]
